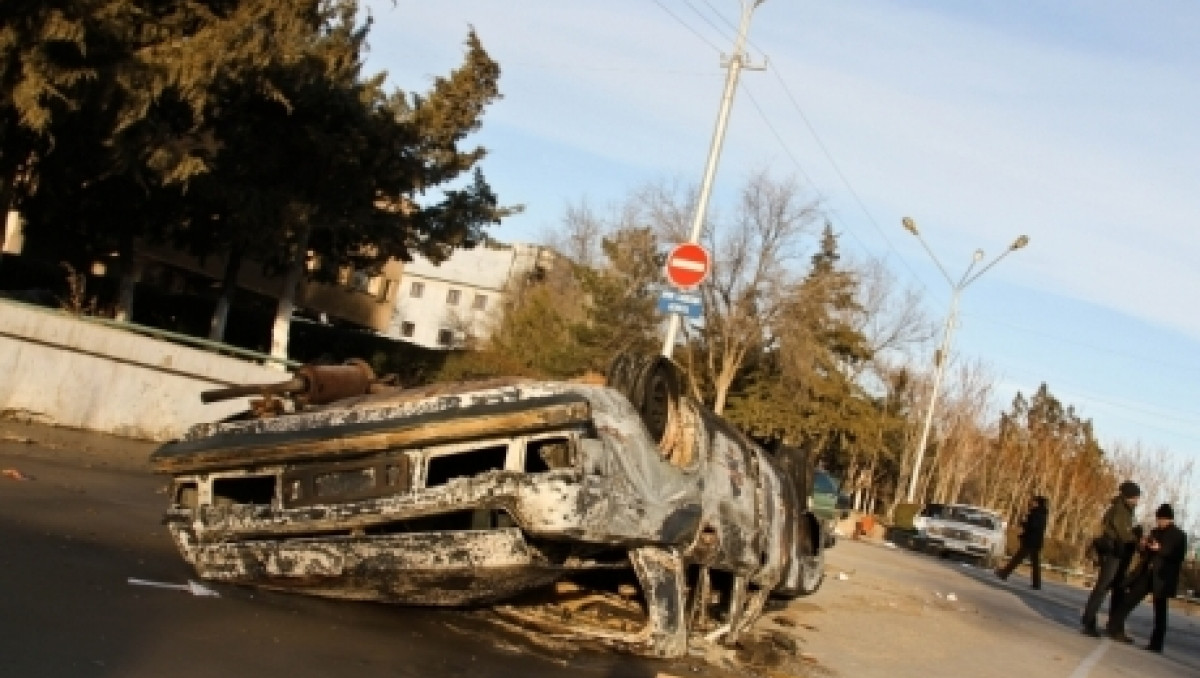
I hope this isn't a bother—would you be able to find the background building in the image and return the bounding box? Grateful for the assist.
[386,243,555,349]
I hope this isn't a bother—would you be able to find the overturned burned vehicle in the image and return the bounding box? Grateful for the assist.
[151,354,833,658]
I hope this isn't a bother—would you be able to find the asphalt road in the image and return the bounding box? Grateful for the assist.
[0,425,730,678]
[3,422,1197,678]
[797,535,1200,678]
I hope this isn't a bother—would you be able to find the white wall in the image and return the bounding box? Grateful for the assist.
[386,244,549,349]
[0,300,287,441]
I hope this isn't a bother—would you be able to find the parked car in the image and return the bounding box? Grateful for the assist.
[151,354,834,658]
[915,503,1007,567]
[810,469,851,545]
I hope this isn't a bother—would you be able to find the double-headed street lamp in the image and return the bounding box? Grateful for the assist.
[902,216,1029,504]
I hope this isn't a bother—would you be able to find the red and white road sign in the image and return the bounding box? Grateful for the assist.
[664,242,711,289]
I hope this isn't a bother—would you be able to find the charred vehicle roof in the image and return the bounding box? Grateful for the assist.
[151,354,832,658]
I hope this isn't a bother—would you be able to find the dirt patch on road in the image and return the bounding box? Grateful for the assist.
[0,420,155,472]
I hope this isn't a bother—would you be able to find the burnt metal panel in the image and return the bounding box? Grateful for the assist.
[151,394,591,473]
[281,455,412,508]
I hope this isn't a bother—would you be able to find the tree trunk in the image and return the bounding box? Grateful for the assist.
[269,219,311,369]
[208,247,244,342]
[114,235,142,322]
[710,350,740,415]
[3,209,24,255]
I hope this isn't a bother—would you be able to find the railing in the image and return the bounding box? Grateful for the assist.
[0,296,301,370]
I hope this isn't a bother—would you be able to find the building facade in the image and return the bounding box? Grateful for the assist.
[138,245,404,332]
[385,243,554,349]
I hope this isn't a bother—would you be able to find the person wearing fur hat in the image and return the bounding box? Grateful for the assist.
[1106,503,1188,652]
[1080,480,1141,636]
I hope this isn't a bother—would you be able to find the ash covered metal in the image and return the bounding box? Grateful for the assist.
[152,355,833,658]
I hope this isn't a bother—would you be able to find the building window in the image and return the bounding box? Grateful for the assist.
[400,321,415,338]
[436,329,453,347]
[409,281,424,298]
[446,289,461,306]
[472,294,488,311]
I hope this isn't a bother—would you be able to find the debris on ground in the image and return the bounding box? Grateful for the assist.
[0,434,36,444]
[2,468,32,481]
[153,353,842,661]
[772,616,796,627]
[836,572,849,581]
[127,577,220,597]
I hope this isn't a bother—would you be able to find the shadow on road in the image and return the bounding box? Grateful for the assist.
[907,545,1200,676]
[0,450,734,678]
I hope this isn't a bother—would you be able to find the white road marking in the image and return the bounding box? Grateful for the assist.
[1068,639,1111,678]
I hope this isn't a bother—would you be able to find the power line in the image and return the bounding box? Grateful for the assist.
[680,4,1200,452]
[766,67,930,293]
[739,81,903,269]
[743,51,1189,391]
[673,1,933,301]
[652,0,724,53]
[684,0,737,45]
[697,0,767,56]
[736,84,821,197]
[960,309,1200,376]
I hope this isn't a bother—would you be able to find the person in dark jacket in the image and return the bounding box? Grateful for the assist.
[995,495,1049,589]
[1106,504,1189,652]
[1080,480,1140,636]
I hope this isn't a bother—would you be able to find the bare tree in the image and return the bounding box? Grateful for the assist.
[851,257,933,379]
[540,198,610,268]
[681,169,820,414]
[924,360,996,504]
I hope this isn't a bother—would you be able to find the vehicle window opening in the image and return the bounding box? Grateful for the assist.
[707,569,735,617]
[525,437,573,473]
[425,445,509,487]
[364,509,513,534]
[173,482,198,509]
[212,476,276,506]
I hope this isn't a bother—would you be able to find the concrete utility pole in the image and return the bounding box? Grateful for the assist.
[661,0,767,358]
[902,216,1029,504]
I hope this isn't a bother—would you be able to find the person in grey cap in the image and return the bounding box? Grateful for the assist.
[1080,480,1140,636]
[1106,503,1188,652]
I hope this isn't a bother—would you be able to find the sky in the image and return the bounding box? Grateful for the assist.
[360,1,1200,470]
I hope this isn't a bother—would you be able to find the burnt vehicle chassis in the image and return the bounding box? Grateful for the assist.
[151,356,829,658]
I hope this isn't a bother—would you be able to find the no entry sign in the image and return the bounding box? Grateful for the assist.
[664,243,711,289]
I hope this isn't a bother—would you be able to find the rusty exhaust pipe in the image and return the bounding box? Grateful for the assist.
[200,359,378,406]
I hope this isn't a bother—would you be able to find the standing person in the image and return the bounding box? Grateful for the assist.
[1106,504,1188,652]
[995,495,1049,589]
[1080,481,1140,636]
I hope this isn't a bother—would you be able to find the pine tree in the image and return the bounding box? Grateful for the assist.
[3,2,511,357]
[725,223,874,468]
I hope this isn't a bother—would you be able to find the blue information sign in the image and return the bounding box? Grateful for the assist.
[657,289,703,319]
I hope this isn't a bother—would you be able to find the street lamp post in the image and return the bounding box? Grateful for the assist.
[903,217,1028,504]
